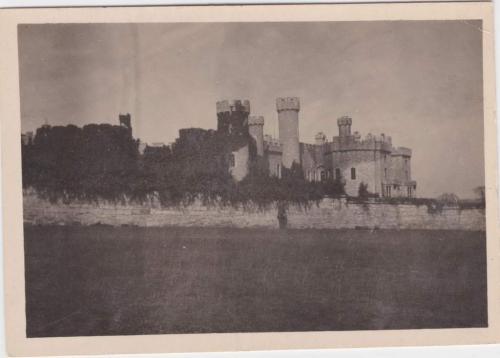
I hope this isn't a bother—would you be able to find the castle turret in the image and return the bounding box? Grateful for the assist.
[248,115,264,156]
[337,116,352,137]
[216,100,251,136]
[277,97,300,168]
[315,132,326,145]
[119,113,132,135]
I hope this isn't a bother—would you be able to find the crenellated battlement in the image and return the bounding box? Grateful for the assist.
[264,135,282,152]
[337,116,352,126]
[276,97,300,112]
[216,99,251,114]
[362,132,392,145]
[315,132,327,145]
[302,142,318,150]
[337,115,352,137]
[248,115,264,126]
[329,132,393,153]
[392,147,412,157]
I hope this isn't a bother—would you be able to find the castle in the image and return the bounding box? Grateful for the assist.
[210,97,416,198]
[22,97,417,198]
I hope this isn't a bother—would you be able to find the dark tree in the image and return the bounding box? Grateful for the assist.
[358,182,369,199]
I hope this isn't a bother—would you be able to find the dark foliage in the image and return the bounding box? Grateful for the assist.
[21,125,346,209]
[322,177,346,197]
[358,182,369,199]
[23,124,140,203]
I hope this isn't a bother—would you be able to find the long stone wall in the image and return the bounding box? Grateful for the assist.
[287,200,485,231]
[23,192,485,231]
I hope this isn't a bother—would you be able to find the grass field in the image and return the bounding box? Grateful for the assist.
[24,225,487,337]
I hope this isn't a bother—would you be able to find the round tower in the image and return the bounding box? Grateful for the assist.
[248,115,265,156]
[276,97,300,168]
[337,116,352,137]
[216,99,251,136]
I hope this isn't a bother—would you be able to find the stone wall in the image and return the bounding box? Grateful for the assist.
[287,199,485,231]
[23,193,485,231]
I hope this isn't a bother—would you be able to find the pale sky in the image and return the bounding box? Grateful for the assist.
[18,21,484,198]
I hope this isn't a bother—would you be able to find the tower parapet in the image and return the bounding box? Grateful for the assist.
[216,100,250,114]
[276,97,300,112]
[248,115,265,156]
[277,97,300,168]
[216,99,251,136]
[329,129,393,153]
[248,115,264,126]
[264,135,282,153]
[337,116,352,137]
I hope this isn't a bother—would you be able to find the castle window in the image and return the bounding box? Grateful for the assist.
[229,154,235,168]
[321,171,326,181]
[328,169,333,179]
[405,170,409,179]
[384,168,388,179]
[335,168,341,180]
[351,168,356,180]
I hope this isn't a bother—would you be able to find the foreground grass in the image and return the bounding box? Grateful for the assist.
[24,225,487,337]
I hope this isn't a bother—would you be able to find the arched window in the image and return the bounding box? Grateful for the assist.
[351,168,356,180]
[335,168,341,180]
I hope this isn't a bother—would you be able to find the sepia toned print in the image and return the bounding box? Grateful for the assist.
[18,18,487,336]
[1,3,499,356]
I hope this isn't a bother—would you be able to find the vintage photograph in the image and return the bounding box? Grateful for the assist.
[17,19,488,338]
[1,3,498,355]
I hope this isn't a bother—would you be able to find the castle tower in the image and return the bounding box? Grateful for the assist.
[216,100,251,136]
[337,116,352,137]
[248,115,265,156]
[276,97,300,168]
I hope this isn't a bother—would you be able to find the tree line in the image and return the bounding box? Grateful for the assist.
[22,124,346,209]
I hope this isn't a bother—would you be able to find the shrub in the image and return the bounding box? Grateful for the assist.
[358,182,369,199]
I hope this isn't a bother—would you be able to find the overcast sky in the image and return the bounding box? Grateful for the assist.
[18,21,484,198]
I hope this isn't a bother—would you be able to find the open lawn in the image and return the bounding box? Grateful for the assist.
[24,225,487,337]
